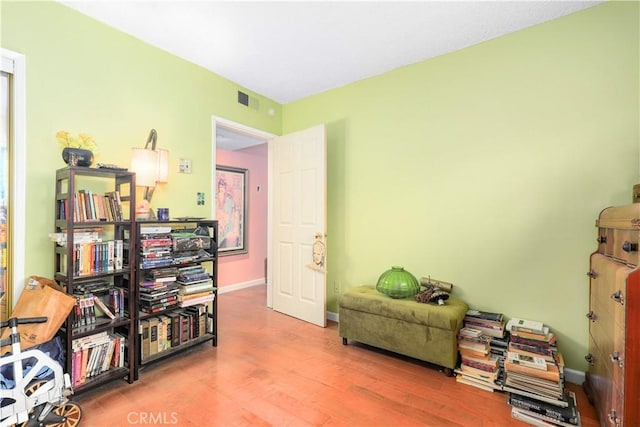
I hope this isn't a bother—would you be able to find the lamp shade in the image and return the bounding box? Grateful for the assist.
[131,147,158,187]
[156,149,169,183]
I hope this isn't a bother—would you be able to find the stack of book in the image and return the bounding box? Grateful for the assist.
[139,267,180,314]
[139,227,173,269]
[503,318,577,424]
[463,309,507,338]
[509,390,581,426]
[176,265,215,308]
[455,325,502,392]
[455,309,507,392]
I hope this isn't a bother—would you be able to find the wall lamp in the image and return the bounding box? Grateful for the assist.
[130,129,169,219]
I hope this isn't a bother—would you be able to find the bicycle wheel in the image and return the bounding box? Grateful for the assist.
[49,401,82,427]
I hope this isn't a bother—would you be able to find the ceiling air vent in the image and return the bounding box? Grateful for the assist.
[237,90,260,110]
[237,91,249,106]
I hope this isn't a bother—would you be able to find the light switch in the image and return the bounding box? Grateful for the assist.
[179,159,191,173]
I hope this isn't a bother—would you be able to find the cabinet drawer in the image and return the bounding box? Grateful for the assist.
[610,385,624,427]
[590,255,628,330]
[587,334,613,427]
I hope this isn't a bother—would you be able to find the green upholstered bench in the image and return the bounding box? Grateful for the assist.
[339,285,468,375]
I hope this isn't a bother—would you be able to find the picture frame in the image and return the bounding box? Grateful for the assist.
[215,165,248,256]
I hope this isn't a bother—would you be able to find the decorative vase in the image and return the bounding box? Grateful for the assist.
[62,147,94,167]
[376,266,420,299]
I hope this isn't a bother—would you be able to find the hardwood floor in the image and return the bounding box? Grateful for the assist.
[76,285,599,426]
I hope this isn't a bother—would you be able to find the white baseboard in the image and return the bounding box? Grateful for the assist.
[218,279,265,294]
[564,368,585,385]
[327,311,338,322]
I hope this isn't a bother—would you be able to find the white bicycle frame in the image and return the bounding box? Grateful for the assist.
[0,319,73,427]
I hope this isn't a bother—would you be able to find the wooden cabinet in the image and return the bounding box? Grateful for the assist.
[53,166,136,392]
[133,220,218,379]
[585,204,640,426]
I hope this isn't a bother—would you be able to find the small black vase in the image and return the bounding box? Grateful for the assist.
[62,147,94,167]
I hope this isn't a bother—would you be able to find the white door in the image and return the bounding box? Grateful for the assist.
[270,125,327,327]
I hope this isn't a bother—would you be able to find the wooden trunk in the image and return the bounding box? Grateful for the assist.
[585,204,640,426]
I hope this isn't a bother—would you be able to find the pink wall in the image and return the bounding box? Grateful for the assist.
[216,144,268,288]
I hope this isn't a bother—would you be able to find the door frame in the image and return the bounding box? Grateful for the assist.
[211,116,275,307]
[1,48,27,310]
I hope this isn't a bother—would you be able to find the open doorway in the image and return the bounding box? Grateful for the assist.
[211,117,273,305]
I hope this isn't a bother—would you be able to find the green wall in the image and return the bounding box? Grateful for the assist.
[283,1,639,371]
[2,1,639,372]
[1,1,281,285]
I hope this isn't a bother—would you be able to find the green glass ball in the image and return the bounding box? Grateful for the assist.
[376,266,419,299]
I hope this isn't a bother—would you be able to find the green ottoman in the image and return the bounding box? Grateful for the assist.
[339,285,468,375]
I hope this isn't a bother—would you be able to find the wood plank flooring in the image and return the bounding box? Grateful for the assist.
[76,285,599,426]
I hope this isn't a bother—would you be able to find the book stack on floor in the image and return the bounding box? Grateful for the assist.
[509,390,581,426]
[504,318,579,426]
[139,267,180,314]
[455,310,507,392]
[176,265,216,307]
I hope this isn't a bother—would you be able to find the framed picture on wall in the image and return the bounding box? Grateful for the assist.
[215,165,248,256]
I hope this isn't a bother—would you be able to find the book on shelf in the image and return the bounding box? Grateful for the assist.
[141,237,173,248]
[140,303,179,314]
[155,316,166,353]
[178,289,213,300]
[509,390,579,425]
[166,312,181,348]
[140,226,172,235]
[49,231,102,245]
[141,319,150,360]
[140,258,174,269]
[178,292,215,308]
[177,273,210,283]
[148,317,159,356]
[91,294,116,319]
[72,295,97,327]
[178,280,215,294]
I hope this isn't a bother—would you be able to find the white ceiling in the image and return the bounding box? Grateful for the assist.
[60,1,603,105]
[216,125,267,150]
